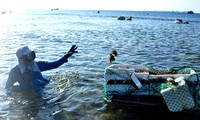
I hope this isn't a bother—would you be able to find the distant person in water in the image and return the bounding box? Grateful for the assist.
[109,50,117,63]
[5,45,78,94]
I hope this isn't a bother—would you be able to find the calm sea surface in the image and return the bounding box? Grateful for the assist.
[0,10,200,120]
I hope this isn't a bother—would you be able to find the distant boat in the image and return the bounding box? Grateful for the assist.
[175,19,189,24]
[187,11,194,14]
[117,16,133,21]
[1,11,6,14]
[117,16,126,20]
[51,8,59,11]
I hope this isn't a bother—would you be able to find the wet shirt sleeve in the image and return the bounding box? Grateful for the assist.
[36,57,67,72]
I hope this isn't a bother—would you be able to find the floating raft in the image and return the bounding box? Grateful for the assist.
[104,64,199,112]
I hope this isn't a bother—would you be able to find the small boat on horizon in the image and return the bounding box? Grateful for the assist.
[117,16,126,20]
[175,19,189,24]
[117,16,133,21]
[187,11,194,14]
[1,11,6,14]
[51,8,59,11]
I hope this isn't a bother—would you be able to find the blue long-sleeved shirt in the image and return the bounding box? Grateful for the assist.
[5,57,67,93]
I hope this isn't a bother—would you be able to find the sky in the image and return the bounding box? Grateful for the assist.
[0,0,200,13]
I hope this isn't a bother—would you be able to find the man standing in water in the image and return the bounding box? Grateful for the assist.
[5,45,78,94]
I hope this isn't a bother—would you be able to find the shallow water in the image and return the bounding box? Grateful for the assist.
[0,10,200,119]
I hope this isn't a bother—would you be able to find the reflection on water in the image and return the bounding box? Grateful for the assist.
[0,72,81,119]
[0,10,200,119]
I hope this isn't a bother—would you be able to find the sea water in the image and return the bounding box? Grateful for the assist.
[0,10,200,119]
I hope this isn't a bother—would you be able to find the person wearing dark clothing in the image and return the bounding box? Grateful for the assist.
[5,45,78,94]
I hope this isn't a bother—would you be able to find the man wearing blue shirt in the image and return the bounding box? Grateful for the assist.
[5,45,78,94]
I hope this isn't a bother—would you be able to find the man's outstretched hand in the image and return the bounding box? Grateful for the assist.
[64,45,78,59]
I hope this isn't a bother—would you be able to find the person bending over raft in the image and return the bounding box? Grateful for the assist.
[5,45,78,94]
